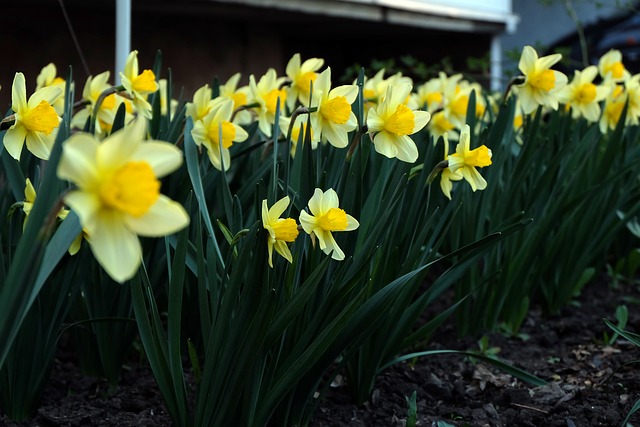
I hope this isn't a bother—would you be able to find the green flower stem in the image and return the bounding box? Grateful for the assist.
[231,102,260,122]
[285,106,317,145]
[91,85,125,133]
[502,76,525,104]
[345,124,367,161]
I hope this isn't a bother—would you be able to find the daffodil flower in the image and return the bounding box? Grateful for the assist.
[21,177,84,254]
[415,77,444,113]
[447,124,492,192]
[439,135,463,200]
[262,196,299,267]
[191,98,249,171]
[57,118,189,283]
[558,66,609,122]
[428,110,456,142]
[250,68,287,137]
[598,49,629,83]
[120,50,159,119]
[311,67,358,149]
[218,73,253,125]
[279,114,317,156]
[366,83,430,163]
[186,84,215,123]
[285,53,324,109]
[299,188,359,261]
[36,63,67,115]
[158,79,178,119]
[517,45,568,115]
[3,72,62,160]
[623,74,640,126]
[71,71,126,137]
[599,82,627,134]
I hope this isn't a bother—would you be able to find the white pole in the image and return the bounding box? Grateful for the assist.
[490,35,502,92]
[115,0,131,85]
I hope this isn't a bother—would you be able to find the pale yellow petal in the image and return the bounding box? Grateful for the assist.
[394,135,419,163]
[11,72,27,113]
[345,214,359,231]
[90,211,142,283]
[3,125,27,160]
[269,196,290,221]
[98,117,145,169]
[131,141,183,178]
[64,191,102,234]
[373,131,399,159]
[273,240,293,264]
[299,209,316,234]
[124,195,189,237]
[25,130,55,160]
[58,133,100,186]
[28,86,62,108]
[366,108,384,132]
[321,188,339,212]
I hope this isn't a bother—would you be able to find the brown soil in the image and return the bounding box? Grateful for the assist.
[2,277,639,427]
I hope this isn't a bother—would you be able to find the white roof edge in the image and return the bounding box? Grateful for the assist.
[208,0,520,33]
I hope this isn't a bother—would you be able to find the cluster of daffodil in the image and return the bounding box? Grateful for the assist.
[510,45,639,134]
[5,43,639,426]
[6,44,633,283]
[0,49,502,282]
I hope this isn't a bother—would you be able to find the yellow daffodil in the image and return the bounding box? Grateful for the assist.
[191,98,249,171]
[441,75,484,129]
[366,83,430,163]
[36,63,67,115]
[4,72,62,160]
[311,67,358,149]
[186,84,215,123]
[623,74,640,126]
[262,196,299,267]
[158,79,178,119]
[558,66,609,122]
[250,68,287,137]
[599,82,626,134]
[219,73,253,125]
[361,68,386,115]
[415,77,444,113]
[56,118,189,283]
[71,71,125,137]
[598,49,629,83]
[279,114,317,156]
[285,53,324,109]
[22,177,69,229]
[22,178,38,230]
[439,135,463,200]
[517,45,568,115]
[299,188,359,261]
[119,50,159,119]
[447,124,492,192]
[428,111,457,143]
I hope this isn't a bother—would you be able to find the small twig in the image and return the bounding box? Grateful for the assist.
[510,402,549,414]
[0,115,16,131]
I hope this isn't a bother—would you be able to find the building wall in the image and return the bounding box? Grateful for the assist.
[1,0,493,112]
[499,0,630,75]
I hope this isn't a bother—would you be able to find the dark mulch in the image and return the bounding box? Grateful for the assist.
[2,277,639,427]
